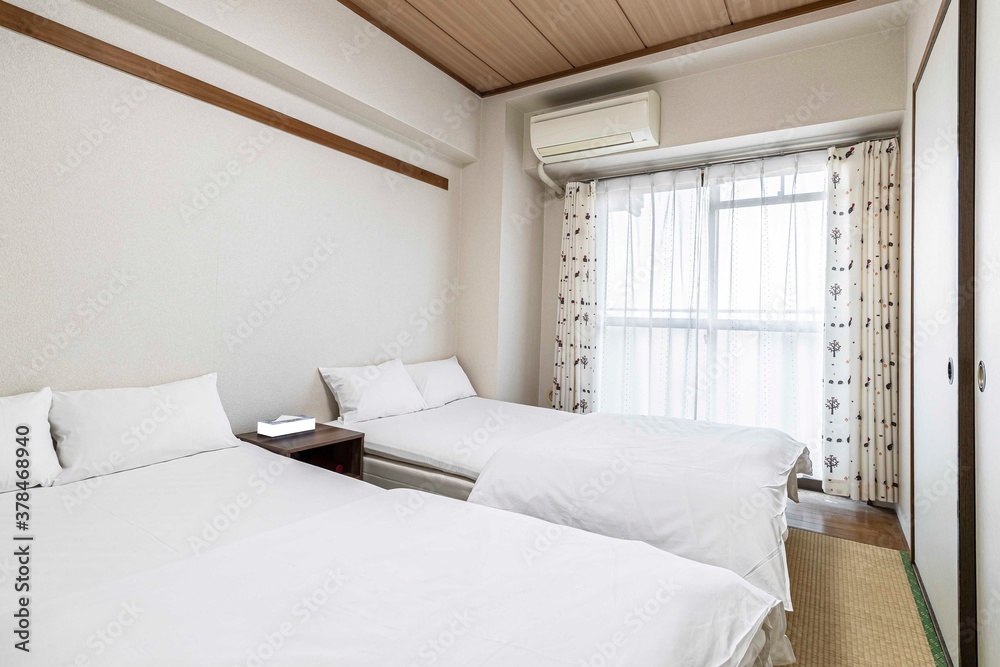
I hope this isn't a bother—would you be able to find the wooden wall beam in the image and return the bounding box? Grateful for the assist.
[0,1,449,190]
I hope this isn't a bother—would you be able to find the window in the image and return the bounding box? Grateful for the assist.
[597,152,827,465]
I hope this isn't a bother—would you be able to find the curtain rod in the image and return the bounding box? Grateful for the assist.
[586,132,900,182]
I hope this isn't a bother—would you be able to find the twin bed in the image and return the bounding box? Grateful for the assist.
[350,396,811,613]
[3,443,787,666]
[1,363,811,665]
[353,396,575,499]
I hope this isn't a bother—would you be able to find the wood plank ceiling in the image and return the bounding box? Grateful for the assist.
[339,0,857,95]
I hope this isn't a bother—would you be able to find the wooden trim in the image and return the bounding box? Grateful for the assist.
[480,0,857,96]
[910,0,978,663]
[910,0,953,574]
[0,1,449,190]
[956,0,977,662]
[912,0,954,92]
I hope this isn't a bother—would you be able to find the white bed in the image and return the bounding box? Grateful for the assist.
[349,396,576,498]
[469,413,811,614]
[1,443,790,666]
[346,399,810,614]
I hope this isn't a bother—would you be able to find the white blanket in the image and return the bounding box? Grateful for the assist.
[469,414,811,612]
[348,397,576,479]
[2,446,788,666]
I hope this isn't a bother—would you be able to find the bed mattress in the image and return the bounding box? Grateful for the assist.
[363,453,475,499]
[0,444,788,666]
[345,396,575,480]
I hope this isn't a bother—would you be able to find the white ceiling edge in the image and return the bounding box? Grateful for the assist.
[500,0,906,114]
[73,0,479,166]
[529,111,904,183]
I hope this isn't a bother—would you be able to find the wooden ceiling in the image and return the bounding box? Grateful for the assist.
[339,0,856,95]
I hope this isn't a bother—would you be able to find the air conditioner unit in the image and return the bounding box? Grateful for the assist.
[530,91,660,164]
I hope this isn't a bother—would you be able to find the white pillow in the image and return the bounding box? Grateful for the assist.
[49,373,240,485]
[319,358,427,423]
[405,356,477,409]
[0,388,63,492]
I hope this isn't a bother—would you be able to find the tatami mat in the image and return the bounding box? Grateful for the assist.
[785,528,946,667]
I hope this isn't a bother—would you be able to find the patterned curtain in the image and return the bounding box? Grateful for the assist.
[553,182,598,414]
[822,139,900,502]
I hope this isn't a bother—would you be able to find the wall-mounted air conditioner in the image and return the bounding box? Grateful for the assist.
[530,91,661,164]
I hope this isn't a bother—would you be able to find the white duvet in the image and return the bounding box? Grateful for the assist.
[1,445,789,666]
[469,414,812,612]
[350,396,576,479]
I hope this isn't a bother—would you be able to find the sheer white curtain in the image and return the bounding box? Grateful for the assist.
[596,153,827,459]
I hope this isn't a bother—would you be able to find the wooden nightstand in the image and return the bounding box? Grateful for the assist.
[236,424,364,479]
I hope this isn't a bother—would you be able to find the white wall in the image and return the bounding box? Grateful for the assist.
[141,0,483,163]
[497,104,545,403]
[521,28,906,180]
[456,99,547,405]
[0,0,464,432]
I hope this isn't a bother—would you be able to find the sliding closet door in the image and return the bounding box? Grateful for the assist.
[912,2,960,662]
[977,0,1000,662]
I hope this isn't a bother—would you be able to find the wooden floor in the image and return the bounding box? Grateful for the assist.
[786,490,909,552]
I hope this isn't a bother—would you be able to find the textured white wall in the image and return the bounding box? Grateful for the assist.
[456,100,546,406]
[456,99,505,398]
[145,0,482,162]
[0,10,462,432]
[496,104,544,404]
[519,27,906,179]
